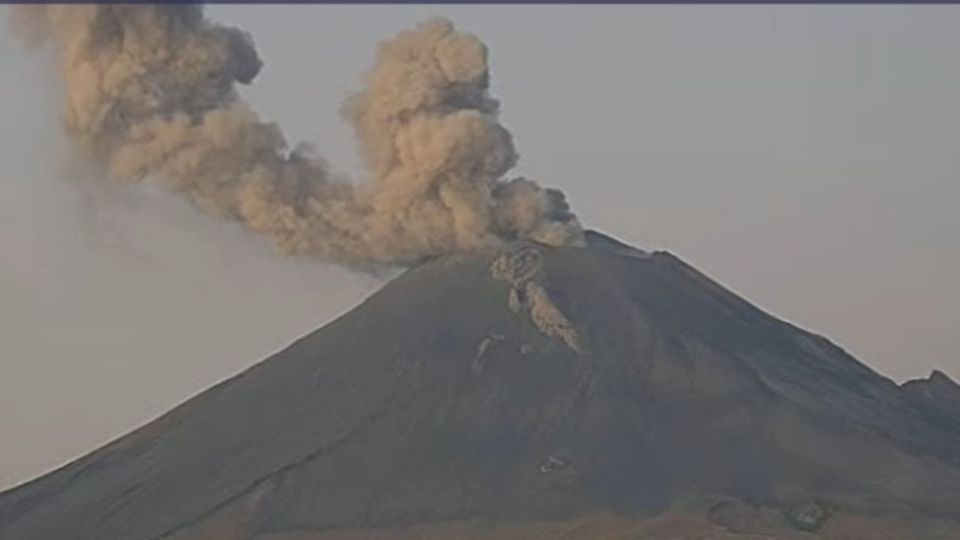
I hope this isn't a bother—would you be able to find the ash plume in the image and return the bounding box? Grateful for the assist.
[10,5,582,266]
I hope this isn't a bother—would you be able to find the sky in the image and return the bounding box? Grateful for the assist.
[1,5,958,491]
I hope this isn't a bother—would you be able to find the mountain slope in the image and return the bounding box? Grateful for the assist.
[2,231,960,540]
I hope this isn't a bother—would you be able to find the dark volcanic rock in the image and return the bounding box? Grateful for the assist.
[902,370,960,435]
[2,231,960,540]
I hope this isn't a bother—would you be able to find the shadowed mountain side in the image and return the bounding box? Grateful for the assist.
[902,370,960,435]
[2,231,959,540]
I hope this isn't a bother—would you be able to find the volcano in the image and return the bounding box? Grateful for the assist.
[3,231,960,540]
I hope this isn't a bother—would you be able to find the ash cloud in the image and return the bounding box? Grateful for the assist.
[10,5,582,266]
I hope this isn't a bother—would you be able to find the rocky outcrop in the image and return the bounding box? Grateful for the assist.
[902,370,960,434]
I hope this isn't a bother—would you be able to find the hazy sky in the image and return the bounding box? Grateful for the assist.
[2,5,958,491]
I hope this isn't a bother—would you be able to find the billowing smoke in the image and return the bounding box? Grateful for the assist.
[10,5,582,266]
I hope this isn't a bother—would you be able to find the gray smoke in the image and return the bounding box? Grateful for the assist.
[11,5,582,266]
